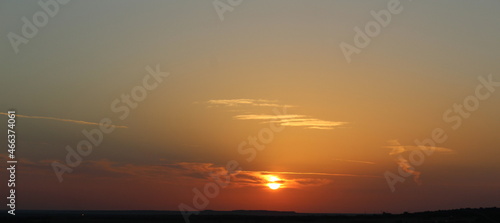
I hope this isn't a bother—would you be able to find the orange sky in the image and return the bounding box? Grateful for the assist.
[1,0,500,214]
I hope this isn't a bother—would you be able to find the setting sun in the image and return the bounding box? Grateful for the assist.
[266,175,282,190]
[267,183,281,190]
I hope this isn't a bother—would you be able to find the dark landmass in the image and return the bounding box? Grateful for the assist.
[1,207,499,223]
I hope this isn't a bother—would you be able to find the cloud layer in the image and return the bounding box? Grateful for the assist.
[9,155,378,190]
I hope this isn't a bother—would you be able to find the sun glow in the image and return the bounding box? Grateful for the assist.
[269,176,279,182]
[266,175,282,190]
[267,183,281,190]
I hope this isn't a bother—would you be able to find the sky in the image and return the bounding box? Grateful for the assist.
[0,0,499,214]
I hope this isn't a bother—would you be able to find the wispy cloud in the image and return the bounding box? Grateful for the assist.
[206,99,294,108]
[233,114,304,120]
[385,139,453,155]
[234,171,332,188]
[234,115,347,130]
[205,99,348,130]
[385,139,453,185]
[243,170,381,178]
[0,112,128,129]
[267,118,347,130]
[332,159,376,165]
[396,156,422,185]
[235,170,381,188]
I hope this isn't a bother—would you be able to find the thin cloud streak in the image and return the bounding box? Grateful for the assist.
[234,114,305,120]
[386,145,454,155]
[386,139,453,155]
[270,118,347,129]
[243,170,382,178]
[332,159,376,165]
[0,112,128,129]
[206,99,294,108]
[249,116,347,130]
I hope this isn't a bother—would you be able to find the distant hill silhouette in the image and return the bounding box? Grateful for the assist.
[1,207,499,222]
[201,210,297,216]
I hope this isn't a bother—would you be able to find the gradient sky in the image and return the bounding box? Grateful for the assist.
[1,0,499,213]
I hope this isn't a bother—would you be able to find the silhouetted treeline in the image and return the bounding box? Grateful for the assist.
[1,207,498,223]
